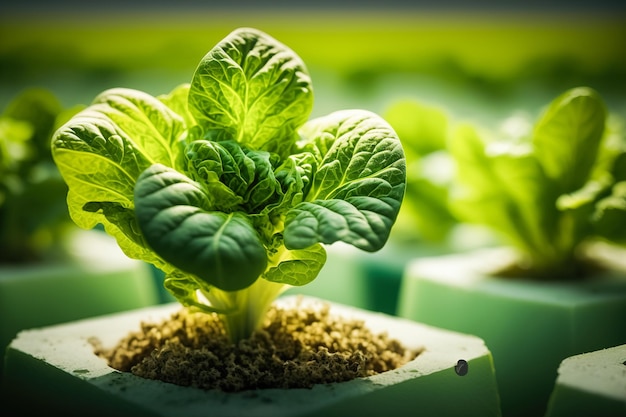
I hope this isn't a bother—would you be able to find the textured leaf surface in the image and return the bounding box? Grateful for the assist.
[263,243,326,286]
[51,88,185,265]
[189,27,313,156]
[134,164,268,291]
[284,110,405,251]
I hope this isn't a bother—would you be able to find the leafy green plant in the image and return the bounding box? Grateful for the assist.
[383,100,458,244]
[0,88,79,263]
[449,86,626,279]
[51,27,406,342]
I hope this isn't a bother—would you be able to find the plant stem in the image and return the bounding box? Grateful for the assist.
[203,279,288,344]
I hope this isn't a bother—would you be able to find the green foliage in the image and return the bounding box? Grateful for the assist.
[52,28,406,341]
[383,100,458,244]
[449,87,626,279]
[0,88,79,263]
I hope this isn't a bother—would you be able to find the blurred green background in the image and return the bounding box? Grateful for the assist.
[2,1,625,128]
[1,1,625,283]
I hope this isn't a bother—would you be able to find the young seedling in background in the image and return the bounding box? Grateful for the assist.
[449,86,626,279]
[52,27,406,342]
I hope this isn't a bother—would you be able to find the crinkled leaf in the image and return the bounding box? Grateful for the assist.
[158,84,195,129]
[185,140,250,210]
[263,155,306,215]
[185,139,301,215]
[243,149,282,212]
[263,243,326,286]
[284,110,405,251]
[189,27,313,156]
[533,87,606,194]
[51,88,186,264]
[134,163,268,291]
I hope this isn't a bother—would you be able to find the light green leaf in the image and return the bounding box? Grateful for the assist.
[449,123,556,257]
[402,174,457,243]
[189,27,313,157]
[163,270,236,315]
[157,83,195,129]
[284,110,405,251]
[51,88,186,264]
[134,163,268,291]
[264,243,326,286]
[91,88,186,169]
[383,99,448,158]
[533,87,607,194]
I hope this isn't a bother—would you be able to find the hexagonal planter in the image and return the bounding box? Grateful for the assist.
[3,296,501,417]
[396,247,626,417]
[544,343,626,417]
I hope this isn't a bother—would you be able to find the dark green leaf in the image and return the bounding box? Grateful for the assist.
[134,164,268,291]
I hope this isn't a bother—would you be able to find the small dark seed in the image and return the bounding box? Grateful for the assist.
[455,359,468,376]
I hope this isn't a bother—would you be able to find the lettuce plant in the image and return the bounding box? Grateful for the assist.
[449,87,626,280]
[51,28,406,342]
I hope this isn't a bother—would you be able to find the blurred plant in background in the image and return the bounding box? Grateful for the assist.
[383,100,457,243]
[0,88,81,264]
[447,87,626,279]
[383,99,499,251]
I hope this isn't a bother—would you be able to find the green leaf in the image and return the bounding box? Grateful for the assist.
[134,164,268,292]
[185,139,303,216]
[188,27,313,157]
[90,88,186,168]
[284,110,405,252]
[51,87,187,264]
[163,270,236,315]
[264,243,326,286]
[449,123,556,257]
[533,87,607,194]
[402,174,456,243]
[184,140,250,210]
[593,181,626,244]
[158,83,196,129]
[383,99,448,157]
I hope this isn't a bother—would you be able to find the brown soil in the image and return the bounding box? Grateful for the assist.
[93,299,420,392]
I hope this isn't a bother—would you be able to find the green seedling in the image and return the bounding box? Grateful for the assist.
[52,27,406,342]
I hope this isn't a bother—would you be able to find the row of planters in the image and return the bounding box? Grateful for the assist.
[2,27,625,417]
